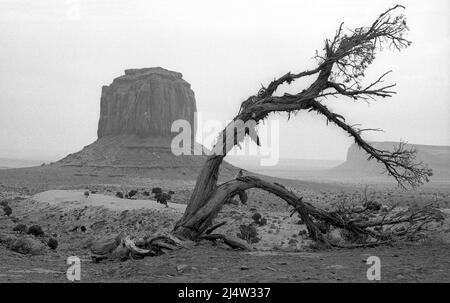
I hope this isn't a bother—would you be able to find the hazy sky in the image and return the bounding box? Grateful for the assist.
[0,0,449,161]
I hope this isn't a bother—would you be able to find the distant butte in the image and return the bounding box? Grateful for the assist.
[57,67,235,177]
[97,67,196,139]
[332,141,450,179]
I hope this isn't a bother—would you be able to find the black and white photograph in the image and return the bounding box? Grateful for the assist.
[0,0,449,290]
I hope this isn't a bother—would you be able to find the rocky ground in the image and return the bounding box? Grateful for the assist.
[0,166,450,283]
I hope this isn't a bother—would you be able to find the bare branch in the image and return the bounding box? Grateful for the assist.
[308,100,432,188]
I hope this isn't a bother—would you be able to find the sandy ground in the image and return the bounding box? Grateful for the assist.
[1,239,449,283]
[33,190,186,212]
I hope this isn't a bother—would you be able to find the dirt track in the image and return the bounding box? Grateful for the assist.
[1,241,449,283]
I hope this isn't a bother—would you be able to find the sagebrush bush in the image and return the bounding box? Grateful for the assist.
[237,224,260,244]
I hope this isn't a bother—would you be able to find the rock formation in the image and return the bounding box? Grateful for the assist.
[97,67,196,139]
[57,67,236,179]
[332,141,450,179]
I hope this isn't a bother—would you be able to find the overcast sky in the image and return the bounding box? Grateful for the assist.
[0,0,449,161]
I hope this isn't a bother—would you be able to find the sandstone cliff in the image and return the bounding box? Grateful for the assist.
[57,67,237,179]
[97,67,196,139]
[332,141,450,178]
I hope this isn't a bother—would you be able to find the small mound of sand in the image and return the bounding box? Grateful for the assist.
[32,190,186,213]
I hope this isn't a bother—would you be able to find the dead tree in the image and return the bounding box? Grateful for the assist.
[93,6,439,260]
[171,5,434,244]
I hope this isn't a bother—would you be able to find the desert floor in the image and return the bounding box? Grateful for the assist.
[0,165,449,283]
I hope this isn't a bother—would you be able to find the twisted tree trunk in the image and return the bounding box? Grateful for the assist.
[92,5,440,259]
[173,154,224,239]
[171,5,433,245]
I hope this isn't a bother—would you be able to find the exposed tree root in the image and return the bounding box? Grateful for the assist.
[205,221,227,235]
[201,234,251,250]
[91,231,249,262]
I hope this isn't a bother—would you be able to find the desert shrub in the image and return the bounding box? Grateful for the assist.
[251,212,267,226]
[363,200,382,211]
[237,224,260,244]
[251,213,262,223]
[47,238,58,250]
[13,224,27,233]
[298,230,308,237]
[155,192,171,206]
[315,221,331,234]
[27,225,44,237]
[128,190,138,198]
[259,218,267,226]
[341,229,368,244]
[151,187,162,194]
[2,205,12,216]
[115,192,124,199]
[288,238,298,245]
